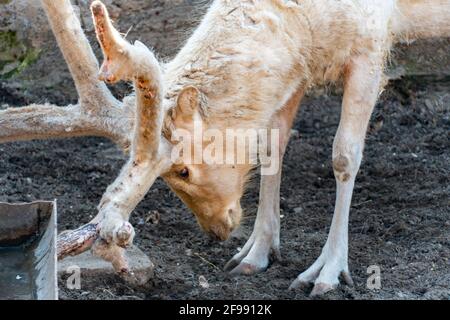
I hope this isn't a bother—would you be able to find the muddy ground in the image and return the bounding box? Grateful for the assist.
[0,75,448,300]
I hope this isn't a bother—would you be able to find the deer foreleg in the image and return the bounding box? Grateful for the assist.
[225,88,304,275]
[290,51,385,296]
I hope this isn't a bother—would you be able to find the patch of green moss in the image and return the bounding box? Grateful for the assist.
[0,0,12,4]
[0,31,40,79]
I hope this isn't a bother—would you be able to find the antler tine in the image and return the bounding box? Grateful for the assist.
[40,0,119,110]
[91,0,165,161]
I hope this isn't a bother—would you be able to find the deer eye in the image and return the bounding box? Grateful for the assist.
[179,167,189,179]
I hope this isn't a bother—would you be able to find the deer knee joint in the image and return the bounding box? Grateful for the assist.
[333,154,352,183]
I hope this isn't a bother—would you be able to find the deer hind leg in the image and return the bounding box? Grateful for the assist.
[290,51,385,296]
[224,88,304,275]
[86,1,169,275]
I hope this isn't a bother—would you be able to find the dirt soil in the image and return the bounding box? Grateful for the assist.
[0,77,449,300]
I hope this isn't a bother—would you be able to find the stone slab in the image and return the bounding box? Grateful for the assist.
[58,245,154,285]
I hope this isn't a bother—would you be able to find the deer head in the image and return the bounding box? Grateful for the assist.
[160,86,257,240]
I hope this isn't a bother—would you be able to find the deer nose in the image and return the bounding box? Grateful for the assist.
[209,224,232,241]
[208,231,227,241]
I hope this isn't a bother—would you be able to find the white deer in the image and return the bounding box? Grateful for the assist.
[1,0,449,296]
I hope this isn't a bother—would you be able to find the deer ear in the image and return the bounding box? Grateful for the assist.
[176,86,203,118]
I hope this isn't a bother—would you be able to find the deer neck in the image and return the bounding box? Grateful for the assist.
[162,0,313,132]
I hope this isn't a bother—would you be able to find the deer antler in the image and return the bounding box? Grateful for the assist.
[0,0,134,150]
[58,1,172,281]
[0,0,171,280]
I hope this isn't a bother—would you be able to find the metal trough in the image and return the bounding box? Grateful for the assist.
[0,201,57,300]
